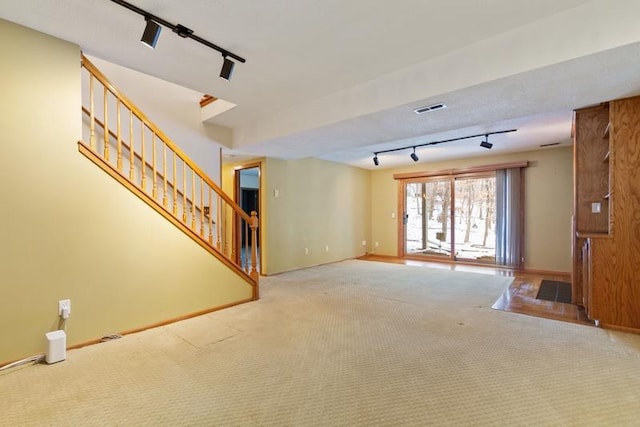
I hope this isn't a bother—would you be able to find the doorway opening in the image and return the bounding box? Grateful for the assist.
[234,164,261,271]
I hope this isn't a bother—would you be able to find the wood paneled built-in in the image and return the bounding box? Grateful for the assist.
[574,104,611,235]
[589,97,640,330]
[572,104,611,308]
[573,95,640,332]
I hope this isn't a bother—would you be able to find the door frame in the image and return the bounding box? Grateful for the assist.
[398,176,456,261]
[394,161,527,266]
[233,162,262,270]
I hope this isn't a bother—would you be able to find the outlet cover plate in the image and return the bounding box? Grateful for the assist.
[58,299,71,316]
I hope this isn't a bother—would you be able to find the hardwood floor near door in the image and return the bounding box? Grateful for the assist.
[358,254,593,327]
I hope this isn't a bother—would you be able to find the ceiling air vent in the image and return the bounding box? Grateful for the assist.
[414,103,447,115]
[539,142,561,147]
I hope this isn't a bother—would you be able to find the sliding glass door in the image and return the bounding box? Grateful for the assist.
[403,174,496,263]
[453,176,496,263]
[405,179,452,258]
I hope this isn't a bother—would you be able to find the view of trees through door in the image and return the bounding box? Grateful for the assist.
[404,174,496,263]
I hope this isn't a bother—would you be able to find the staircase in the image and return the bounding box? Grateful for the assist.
[79,55,259,298]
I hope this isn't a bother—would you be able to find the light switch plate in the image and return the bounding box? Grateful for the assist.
[591,202,601,213]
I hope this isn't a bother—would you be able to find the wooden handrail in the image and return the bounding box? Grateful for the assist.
[81,55,251,223]
[199,94,218,108]
[80,54,258,290]
[78,140,253,284]
[81,106,207,216]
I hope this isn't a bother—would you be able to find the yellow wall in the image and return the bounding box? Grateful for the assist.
[223,148,572,275]
[371,147,574,272]
[0,19,252,363]
[262,157,371,274]
[222,157,371,275]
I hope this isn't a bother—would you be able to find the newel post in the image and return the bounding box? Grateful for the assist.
[250,211,259,298]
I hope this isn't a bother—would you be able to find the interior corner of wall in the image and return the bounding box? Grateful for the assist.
[203,122,233,147]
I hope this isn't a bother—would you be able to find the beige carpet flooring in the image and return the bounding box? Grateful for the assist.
[2,260,640,426]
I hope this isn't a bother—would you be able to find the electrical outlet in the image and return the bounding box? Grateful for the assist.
[325,245,329,252]
[304,247,309,255]
[58,299,71,317]
[361,240,367,246]
[375,241,379,248]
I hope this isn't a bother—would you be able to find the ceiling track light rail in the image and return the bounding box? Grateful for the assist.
[372,129,516,166]
[111,0,246,80]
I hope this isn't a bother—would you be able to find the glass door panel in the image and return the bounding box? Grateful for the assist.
[405,180,451,258]
[453,176,496,263]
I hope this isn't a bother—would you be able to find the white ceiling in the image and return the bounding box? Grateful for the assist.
[3,0,640,169]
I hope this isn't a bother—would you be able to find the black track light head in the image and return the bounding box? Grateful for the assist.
[141,18,161,48]
[410,148,419,162]
[480,135,492,149]
[112,0,246,79]
[480,141,493,149]
[373,155,379,166]
[220,56,235,81]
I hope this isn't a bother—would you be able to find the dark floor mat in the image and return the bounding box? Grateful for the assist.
[536,280,572,303]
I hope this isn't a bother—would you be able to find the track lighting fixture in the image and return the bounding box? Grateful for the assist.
[141,17,161,48]
[480,134,493,149]
[112,0,246,81]
[370,129,515,166]
[220,56,235,81]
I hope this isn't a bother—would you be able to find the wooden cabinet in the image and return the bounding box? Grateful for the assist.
[572,95,640,333]
[574,104,611,235]
[580,239,591,316]
[572,104,610,307]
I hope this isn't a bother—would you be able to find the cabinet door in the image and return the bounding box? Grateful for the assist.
[581,239,591,317]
